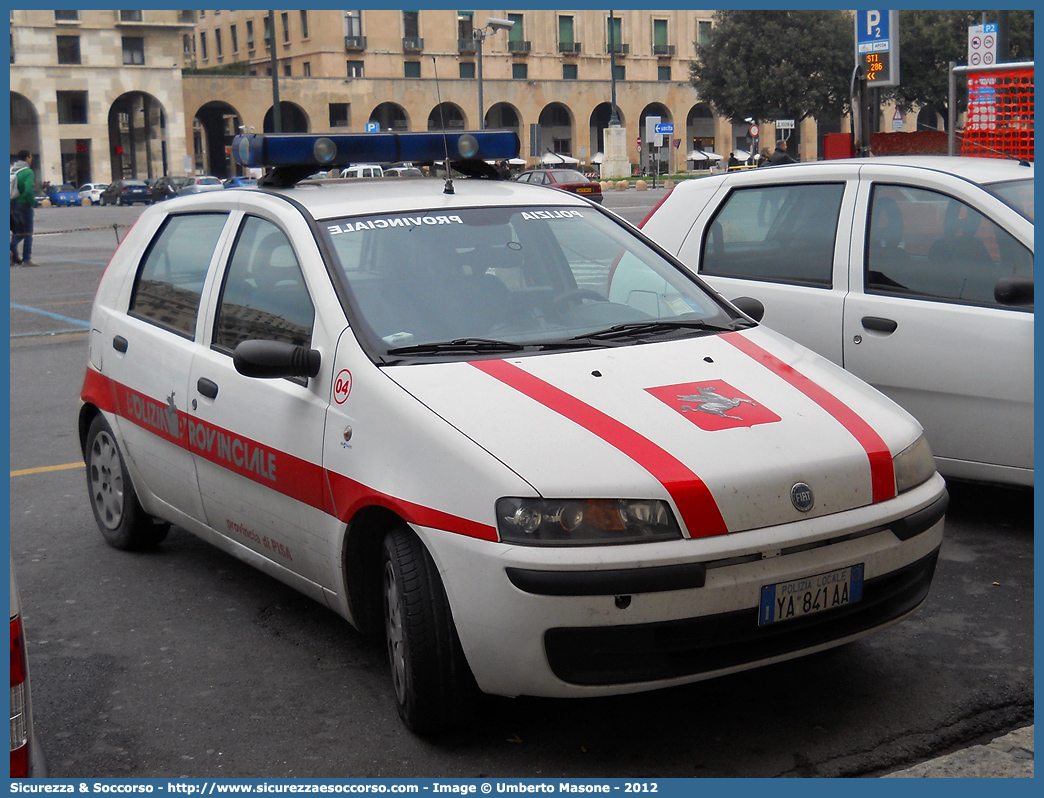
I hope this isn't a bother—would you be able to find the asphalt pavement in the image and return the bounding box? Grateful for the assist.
[882,725,1033,778]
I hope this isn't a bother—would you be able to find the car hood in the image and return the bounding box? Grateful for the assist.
[385,327,919,538]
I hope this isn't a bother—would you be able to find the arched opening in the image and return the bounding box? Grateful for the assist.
[639,102,672,174]
[537,103,574,158]
[108,92,169,182]
[263,101,309,134]
[485,102,521,137]
[428,102,466,131]
[192,101,244,178]
[370,102,409,132]
[10,93,41,182]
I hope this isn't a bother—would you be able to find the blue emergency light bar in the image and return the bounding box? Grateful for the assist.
[232,130,519,170]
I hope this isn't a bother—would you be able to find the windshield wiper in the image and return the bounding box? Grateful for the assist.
[571,318,749,343]
[386,337,528,356]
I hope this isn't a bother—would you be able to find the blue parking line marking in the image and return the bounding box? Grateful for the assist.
[10,303,90,328]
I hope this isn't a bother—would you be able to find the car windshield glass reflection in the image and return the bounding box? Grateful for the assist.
[321,206,738,361]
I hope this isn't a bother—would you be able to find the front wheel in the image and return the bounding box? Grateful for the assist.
[85,415,169,550]
[382,527,476,734]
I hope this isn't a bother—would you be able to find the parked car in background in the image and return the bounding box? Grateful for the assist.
[100,179,152,206]
[340,164,384,179]
[151,176,192,202]
[78,182,108,205]
[384,165,424,178]
[640,156,1034,487]
[515,168,603,204]
[177,175,225,196]
[223,175,258,189]
[44,183,80,207]
[11,557,45,777]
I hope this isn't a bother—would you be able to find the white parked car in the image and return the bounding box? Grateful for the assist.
[340,163,384,179]
[641,156,1033,487]
[177,175,225,196]
[77,182,108,205]
[78,131,947,734]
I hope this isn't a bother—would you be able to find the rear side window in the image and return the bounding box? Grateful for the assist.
[213,216,315,351]
[701,183,844,286]
[129,213,228,338]
[866,184,1033,307]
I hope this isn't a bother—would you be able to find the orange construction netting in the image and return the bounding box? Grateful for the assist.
[962,67,1034,161]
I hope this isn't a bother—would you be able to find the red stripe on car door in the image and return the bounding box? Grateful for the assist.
[469,359,730,539]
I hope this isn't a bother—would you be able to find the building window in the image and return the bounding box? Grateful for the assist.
[183,33,194,58]
[122,37,145,66]
[653,19,668,53]
[607,15,622,51]
[346,60,364,78]
[300,11,309,39]
[559,15,574,46]
[230,24,238,52]
[57,35,81,65]
[199,31,208,60]
[284,63,291,77]
[281,12,290,43]
[459,61,475,79]
[56,90,88,125]
[246,20,254,49]
[303,61,311,76]
[658,65,671,81]
[613,64,626,81]
[404,11,419,39]
[458,11,474,41]
[512,62,527,80]
[404,61,421,79]
[345,10,362,37]
[215,28,223,58]
[54,11,79,22]
[508,13,524,46]
[563,63,577,80]
[697,20,712,50]
[330,103,349,128]
[119,11,143,23]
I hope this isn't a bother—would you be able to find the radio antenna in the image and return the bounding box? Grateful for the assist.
[432,57,454,194]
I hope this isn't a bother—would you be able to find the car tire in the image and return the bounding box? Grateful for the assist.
[85,415,169,550]
[381,526,476,734]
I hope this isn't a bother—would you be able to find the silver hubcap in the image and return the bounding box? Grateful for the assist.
[383,560,407,705]
[88,431,125,530]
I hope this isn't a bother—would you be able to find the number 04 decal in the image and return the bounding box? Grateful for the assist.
[334,369,353,404]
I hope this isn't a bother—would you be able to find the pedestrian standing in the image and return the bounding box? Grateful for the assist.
[10,149,36,266]
[768,140,796,165]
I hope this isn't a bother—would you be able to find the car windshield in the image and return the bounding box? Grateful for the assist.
[199,177,222,186]
[984,178,1034,222]
[55,185,75,192]
[549,170,588,183]
[321,205,743,363]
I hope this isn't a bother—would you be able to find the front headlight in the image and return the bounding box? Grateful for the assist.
[496,498,683,546]
[893,434,936,494]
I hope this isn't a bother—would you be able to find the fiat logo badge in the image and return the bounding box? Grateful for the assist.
[791,483,814,512]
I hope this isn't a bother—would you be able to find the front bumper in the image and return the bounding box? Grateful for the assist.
[418,474,947,698]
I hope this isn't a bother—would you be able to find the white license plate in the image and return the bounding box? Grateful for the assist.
[759,564,864,626]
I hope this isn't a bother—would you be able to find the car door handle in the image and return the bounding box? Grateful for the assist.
[861,316,898,334]
[197,378,219,399]
[112,335,128,353]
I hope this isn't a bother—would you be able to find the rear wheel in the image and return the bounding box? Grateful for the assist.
[381,526,476,734]
[85,415,169,550]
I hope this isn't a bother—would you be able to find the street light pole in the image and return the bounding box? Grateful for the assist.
[608,10,620,126]
[474,17,514,131]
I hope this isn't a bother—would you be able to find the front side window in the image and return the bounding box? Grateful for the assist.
[130,214,228,339]
[701,183,844,286]
[322,205,739,362]
[866,184,1033,308]
[214,217,315,351]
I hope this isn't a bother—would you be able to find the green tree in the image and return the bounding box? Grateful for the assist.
[689,10,854,124]
[888,10,1034,120]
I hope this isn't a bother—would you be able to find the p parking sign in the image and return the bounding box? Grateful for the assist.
[855,10,900,87]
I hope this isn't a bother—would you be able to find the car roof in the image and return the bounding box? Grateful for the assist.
[259,176,592,221]
[717,155,1032,186]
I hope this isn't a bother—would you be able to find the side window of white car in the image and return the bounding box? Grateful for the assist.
[866,184,1033,308]
[129,212,229,339]
[213,216,316,352]
[701,183,843,287]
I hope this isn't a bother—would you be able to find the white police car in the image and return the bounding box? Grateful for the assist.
[79,131,947,734]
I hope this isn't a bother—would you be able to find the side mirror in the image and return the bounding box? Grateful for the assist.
[233,340,321,379]
[731,296,765,323]
[995,276,1033,307]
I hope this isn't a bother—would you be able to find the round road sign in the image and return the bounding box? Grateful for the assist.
[749,124,760,138]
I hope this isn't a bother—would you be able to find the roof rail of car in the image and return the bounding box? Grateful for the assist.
[232,131,520,188]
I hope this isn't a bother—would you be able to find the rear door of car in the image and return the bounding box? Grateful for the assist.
[186,204,344,599]
[843,165,1034,480]
[100,210,234,524]
[680,166,860,364]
